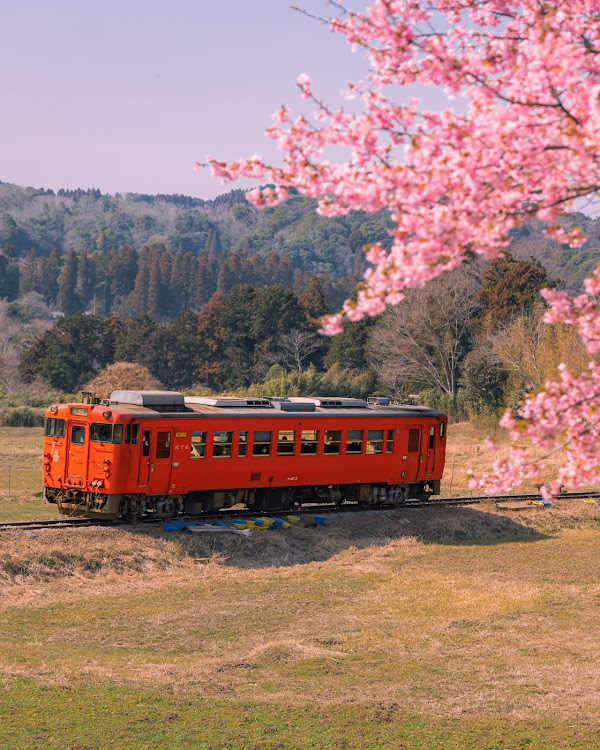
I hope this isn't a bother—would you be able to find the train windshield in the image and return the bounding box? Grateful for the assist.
[90,423,123,444]
[44,417,65,438]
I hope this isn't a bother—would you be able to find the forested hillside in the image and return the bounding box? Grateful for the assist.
[1,182,599,322]
[0,182,394,317]
[1,181,599,428]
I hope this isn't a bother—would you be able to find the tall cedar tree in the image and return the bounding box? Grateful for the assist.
[77,253,96,310]
[0,251,19,301]
[129,246,152,317]
[478,254,550,333]
[196,292,226,389]
[108,245,138,303]
[298,277,329,321]
[56,249,80,314]
[39,249,61,304]
[219,285,257,389]
[19,248,38,296]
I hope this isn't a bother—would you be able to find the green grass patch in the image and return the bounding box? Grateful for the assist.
[0,679,596,750]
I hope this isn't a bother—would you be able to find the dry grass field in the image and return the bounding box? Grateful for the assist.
[1,425,600,748]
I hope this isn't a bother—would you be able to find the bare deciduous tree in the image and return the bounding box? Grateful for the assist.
[0,294,53,392]
[368,267,479,396]
[262,328,323,373]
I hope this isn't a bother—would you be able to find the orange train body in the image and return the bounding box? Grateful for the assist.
[42,391,447,519]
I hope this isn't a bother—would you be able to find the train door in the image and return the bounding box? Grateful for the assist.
[148,428,173,495]
[138,428,151,487]
[404,426,422,482]
[66,421,89,485]
[424,425,436,475]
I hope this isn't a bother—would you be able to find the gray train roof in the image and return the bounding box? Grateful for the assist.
[73,390,446,419]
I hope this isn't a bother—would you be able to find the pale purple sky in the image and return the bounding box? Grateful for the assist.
[0,1,371,199]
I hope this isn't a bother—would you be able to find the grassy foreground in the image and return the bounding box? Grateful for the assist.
[2,425,600,748]
[2,503,600,749]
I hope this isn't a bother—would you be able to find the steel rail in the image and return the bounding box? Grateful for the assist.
[2,490,599,531]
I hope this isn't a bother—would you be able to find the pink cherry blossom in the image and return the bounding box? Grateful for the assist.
[202,1,600,496]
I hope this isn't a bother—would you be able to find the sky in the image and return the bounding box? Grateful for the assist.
[0,1,371,200]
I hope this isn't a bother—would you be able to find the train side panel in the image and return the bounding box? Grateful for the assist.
[42,393,447,519]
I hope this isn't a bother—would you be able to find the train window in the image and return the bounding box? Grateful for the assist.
[386,429,394,453]
[71,424,85,445]
[408,429,420,453]
[156,432,171,459]
[277,430,295,455]
[300,430,319,455]
[238,431,247,457]
[91,423,123,444]
[366,429,383,454]
[44,417,65,438]
[213,431,233,458]
[324,430,341,455]
[346,430,363,454]
[253,430,272,456]
[429,426,435,449]
[91,423,112,443]
[125,424,131,444]
[191,431,206,459]
[142,431,150,456]
[131,424,139,445]
[440,423,445,439]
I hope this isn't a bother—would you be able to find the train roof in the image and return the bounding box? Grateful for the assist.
[57,390,446,419]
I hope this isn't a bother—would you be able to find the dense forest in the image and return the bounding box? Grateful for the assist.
[0,182,599,319]
[0,181,598,426]
[0,181,394,317]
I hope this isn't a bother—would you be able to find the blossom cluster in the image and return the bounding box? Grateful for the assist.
[204,0,600,494]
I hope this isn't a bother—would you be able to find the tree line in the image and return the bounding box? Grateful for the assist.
[12,253,591,424]
[1,241,354,321]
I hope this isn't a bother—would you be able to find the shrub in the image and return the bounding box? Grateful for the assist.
[1,407,43,427]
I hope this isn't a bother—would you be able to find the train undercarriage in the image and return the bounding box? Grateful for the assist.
[45,480,441,521]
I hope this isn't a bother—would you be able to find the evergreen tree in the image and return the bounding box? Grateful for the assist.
[129,246,152,317]
[278,254,295,288]
[252,286,307,373]
[56,249,81,314]
[39,249,62,304]
[217,253,242,293]
[114,316,158,362]
[19,314,116,391]
[265,252,280,285]
[0,254,19,300]
[478,254,550,332]
[158,249,173,317]
[298,277,329,321]
[108,244,138,302]
[137,312,200,390]
[169,251,185,316]
[197,292,226,388]
[0,214,30,254]
[19,249,38,296]
[220,285,257,389]
[195,253,218,307]
[77,252,96,310]
[147,251,164,320]
[324,319,374,371]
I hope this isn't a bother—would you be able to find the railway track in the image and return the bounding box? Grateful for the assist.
[2,490,599,532]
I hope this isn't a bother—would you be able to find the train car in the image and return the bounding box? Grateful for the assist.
[42,390,447,520]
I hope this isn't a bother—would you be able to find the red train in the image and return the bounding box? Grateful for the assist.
[42,391,447,519]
